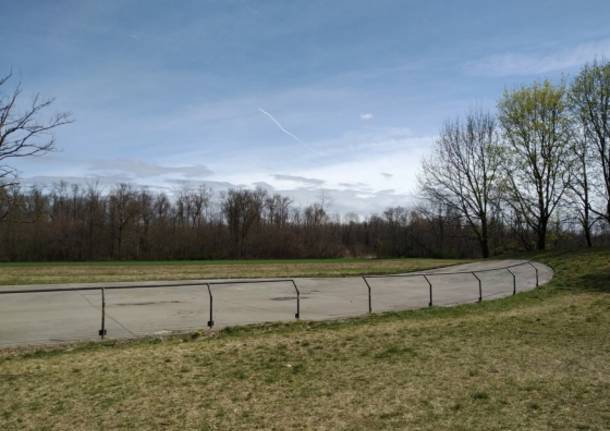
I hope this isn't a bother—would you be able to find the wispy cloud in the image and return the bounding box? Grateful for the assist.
[339,181,370,190]
[466,38,610,76]
[21,174,412,217]
[91,159,213,178]
[18,127,433,215]
[360,113,374,121]
[271,174,325,186]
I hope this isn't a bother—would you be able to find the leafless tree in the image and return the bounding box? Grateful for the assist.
[303,203,328,226]
[222,188,266,257]
[0,72,71,187]
[419,111,503,257]
[108,184,139,258]
[569,61,610,225]
[566,130,596,247]
[1,180,601,261]
[499,81,574,251]
[264,194,292,225]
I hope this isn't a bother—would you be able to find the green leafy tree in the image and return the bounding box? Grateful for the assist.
[498,81,574,251]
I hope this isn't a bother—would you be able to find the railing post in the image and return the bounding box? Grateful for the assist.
[98,288,107,339]
[362,276,372,313]
[507,268,516,295]
[423,274,432,307]
[527,262,539,287]
[472,272,482,303]
[291,280,300,319]
[206,283,214,328]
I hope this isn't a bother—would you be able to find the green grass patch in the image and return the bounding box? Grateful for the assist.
[0,249,609,429]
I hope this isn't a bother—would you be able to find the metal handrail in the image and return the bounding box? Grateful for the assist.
[362,260,541,313]
[0,260,542,341]
[472,272,482,303]
[363,260,538,279]
[0,278,297,294]
[0,278,300,339]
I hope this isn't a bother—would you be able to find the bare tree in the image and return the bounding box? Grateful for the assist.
[419,111,503,257]
[498,81,574,251]
[0,72,71,187]
[264,193,292,225]
[303,203,328,226]
[189,186,212,228]
[108,184,139,258]
[3,180,603,261]
[222,188,265,257]
[566,131,596,247]
[0,185,15,222]
[569,61,610,225]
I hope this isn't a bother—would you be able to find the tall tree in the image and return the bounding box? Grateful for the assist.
[566,130,595,247]
[419,111,503,257]
[569,61,610,225]
[0,72,71,187]
[108,184,139,258]
[498,81,574,251]
[221,188,265,257]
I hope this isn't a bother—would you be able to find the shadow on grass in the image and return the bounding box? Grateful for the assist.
[578,271,610,293]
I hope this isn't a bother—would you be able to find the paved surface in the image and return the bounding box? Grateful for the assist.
[0,260,553,347]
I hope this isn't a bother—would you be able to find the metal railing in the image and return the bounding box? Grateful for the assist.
[203,279,300,328]
[0,261,541,342]
[362,260,540,313]
[0,278,300,340]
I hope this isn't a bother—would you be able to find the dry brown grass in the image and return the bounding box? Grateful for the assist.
[0,258,465,286]
[1,292,608,430]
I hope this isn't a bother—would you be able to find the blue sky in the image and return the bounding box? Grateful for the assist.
[3,0,610,215]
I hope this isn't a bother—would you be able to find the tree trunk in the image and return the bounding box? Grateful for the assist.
[583,202,593,248]
[536,219,547,251]
[479,218,490,258]
[584,225,593,248]
[480,237,490,258]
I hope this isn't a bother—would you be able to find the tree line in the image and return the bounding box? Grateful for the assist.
[0,64,609,261]
[0,181,603,261]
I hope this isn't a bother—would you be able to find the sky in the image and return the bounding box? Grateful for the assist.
[3,0,610,216]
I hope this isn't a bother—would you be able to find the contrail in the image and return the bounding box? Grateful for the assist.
[258,108,304,144]
[258,107,319,154]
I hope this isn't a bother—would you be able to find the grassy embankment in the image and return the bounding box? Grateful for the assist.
[0,249,609,429]
[0,257,466,285]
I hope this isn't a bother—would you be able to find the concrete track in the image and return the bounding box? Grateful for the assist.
[0,260,553,347]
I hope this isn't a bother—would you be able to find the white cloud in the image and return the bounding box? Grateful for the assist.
[270,174,325,186]
[17,126,434,216]
[279,137,429,196]
[218,129,434,210]
[90,159,213,178]
[153,127,434,214]
[360,113,374,121]
[466,38,610,76]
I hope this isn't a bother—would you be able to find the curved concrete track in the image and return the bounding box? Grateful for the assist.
[0,260,552,347]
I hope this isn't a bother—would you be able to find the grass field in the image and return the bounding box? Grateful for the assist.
[0,249,609,430]
[0,257,466,285]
